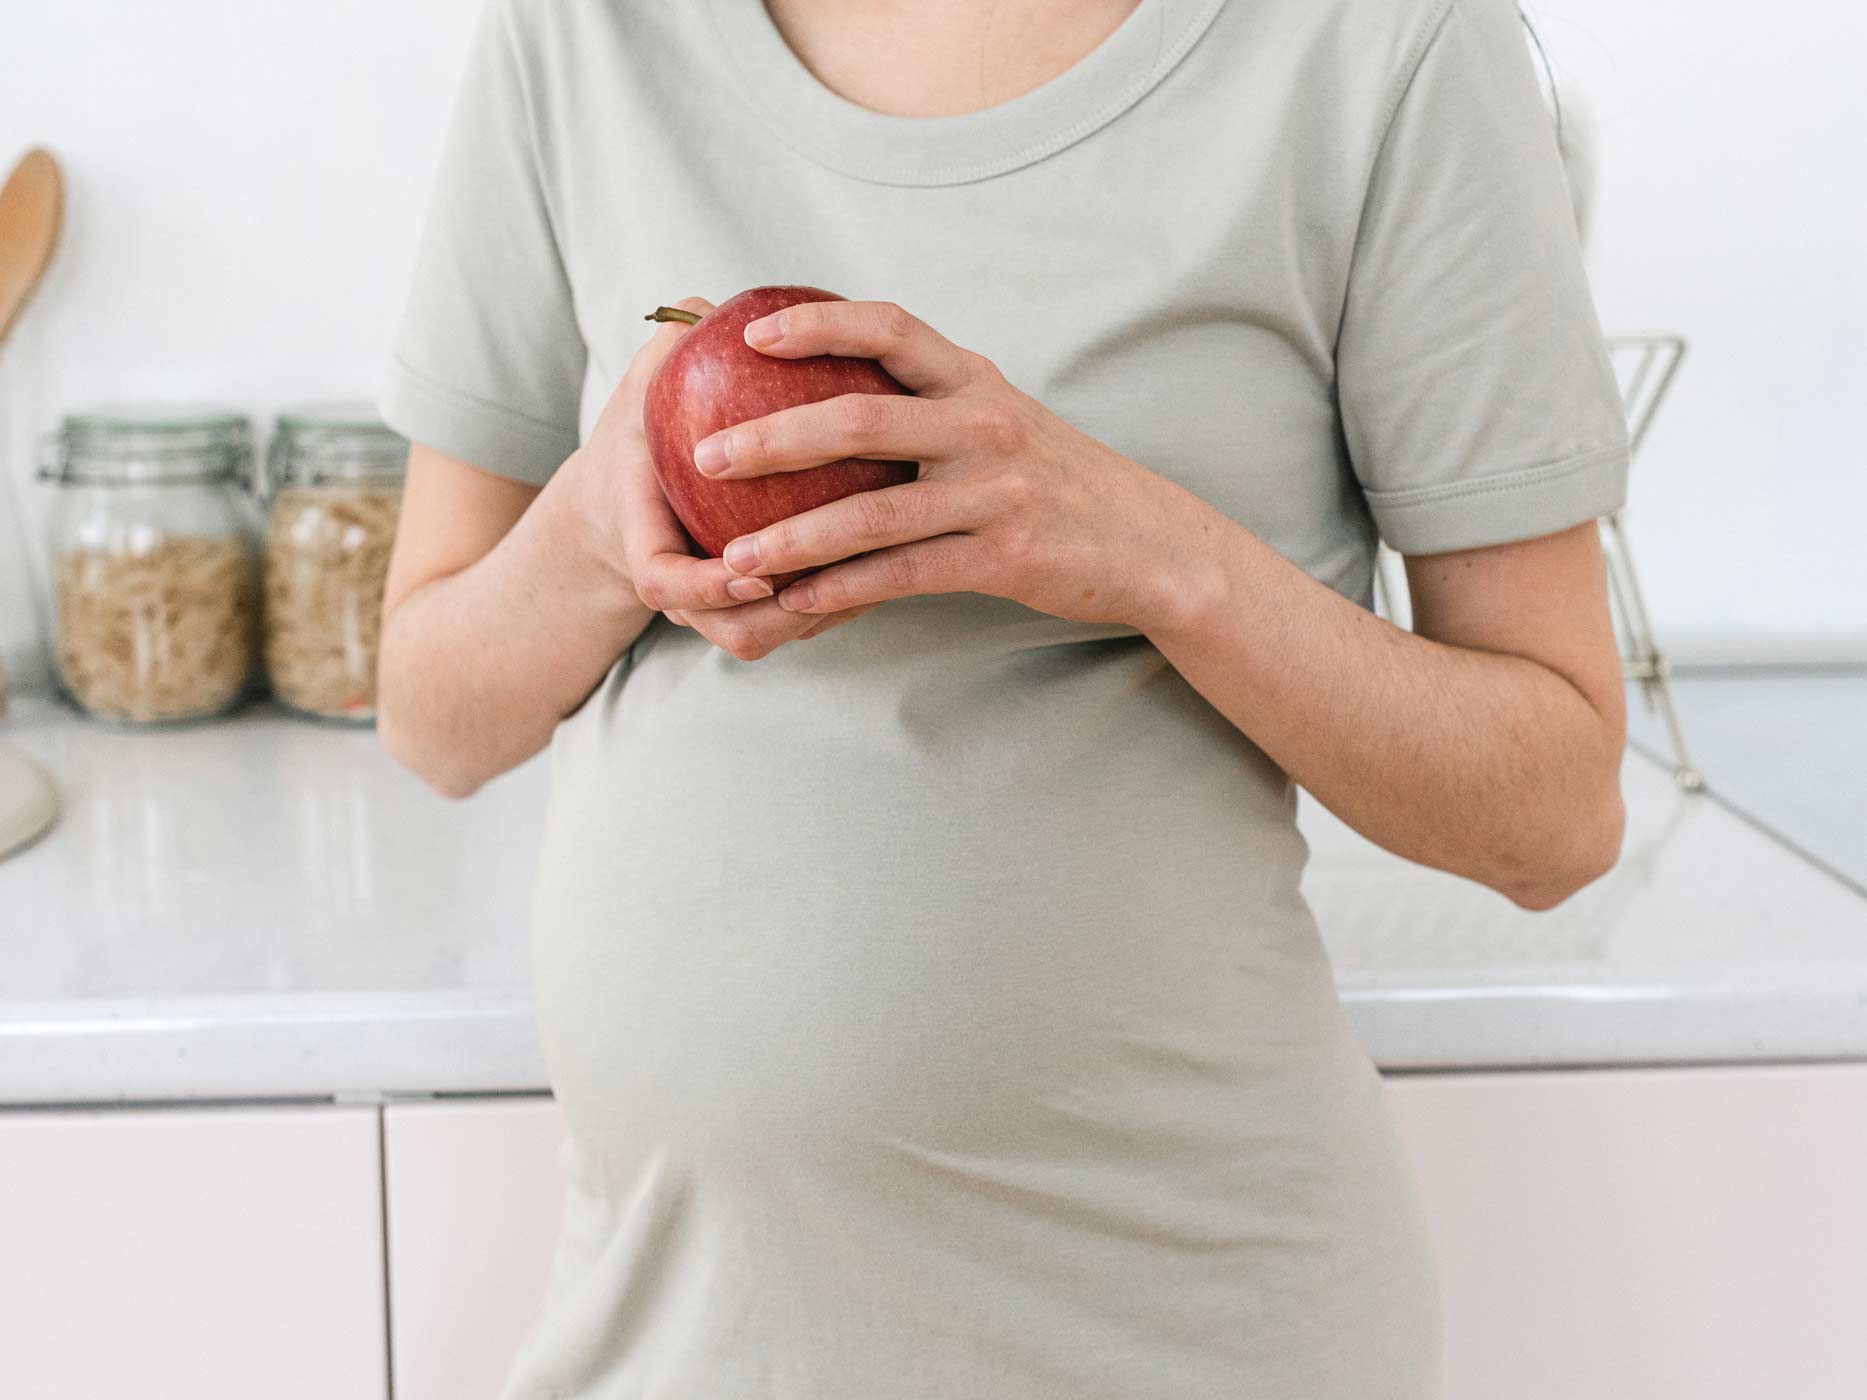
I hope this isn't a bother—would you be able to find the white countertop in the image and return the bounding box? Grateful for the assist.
[3,692,1865,1106]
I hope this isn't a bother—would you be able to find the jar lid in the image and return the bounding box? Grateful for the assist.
[47,405,255,484]
[269,402,409,487]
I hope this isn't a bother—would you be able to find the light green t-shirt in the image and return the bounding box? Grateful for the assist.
[382,0,1626,1395]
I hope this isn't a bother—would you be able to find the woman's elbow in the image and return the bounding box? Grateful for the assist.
[1499,784,1627,912]
[377,688,486,801]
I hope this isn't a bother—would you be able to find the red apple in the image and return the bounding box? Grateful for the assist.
[642,285,918,591]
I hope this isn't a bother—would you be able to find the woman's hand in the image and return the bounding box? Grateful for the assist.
[687,300,1226,633]
[579,295,877,660]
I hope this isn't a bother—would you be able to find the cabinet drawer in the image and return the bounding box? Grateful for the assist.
[1387,1064,1867,1400]
[383,1096,568,1400]
[0,1103,386,1399]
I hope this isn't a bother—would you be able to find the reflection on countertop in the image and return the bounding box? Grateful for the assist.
[2,688,1864,1106]
[0,696,547,1003]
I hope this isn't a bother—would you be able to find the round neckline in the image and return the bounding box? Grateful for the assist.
[704,0,1230,187]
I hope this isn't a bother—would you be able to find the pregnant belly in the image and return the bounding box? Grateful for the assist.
[525,621,1351,1166]
[531,759,1349,1174]
[507,626,1440,1398]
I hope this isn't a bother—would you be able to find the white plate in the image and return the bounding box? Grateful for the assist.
[0,746,58,861]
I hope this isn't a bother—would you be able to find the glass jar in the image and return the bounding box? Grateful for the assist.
[40,406,261,725]
[261,404,407,723]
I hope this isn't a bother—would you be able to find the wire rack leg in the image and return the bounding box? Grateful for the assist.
[1601,509,1704,791]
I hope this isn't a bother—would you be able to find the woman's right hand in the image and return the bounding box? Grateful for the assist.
[579,295,876,660]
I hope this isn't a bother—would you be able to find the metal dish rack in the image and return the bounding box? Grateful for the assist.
[1603,333,1701,791]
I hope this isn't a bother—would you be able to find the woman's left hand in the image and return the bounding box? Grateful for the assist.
[691,300,1227,633]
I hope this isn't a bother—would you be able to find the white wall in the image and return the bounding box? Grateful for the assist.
[3,0,1863,687]
[1530,0,1867,659]
[0,0,475,687]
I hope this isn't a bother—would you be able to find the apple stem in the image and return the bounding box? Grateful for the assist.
[644,306,703,326]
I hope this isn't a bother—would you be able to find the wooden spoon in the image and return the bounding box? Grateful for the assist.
[0,148,64,345]
[0,146,64,857]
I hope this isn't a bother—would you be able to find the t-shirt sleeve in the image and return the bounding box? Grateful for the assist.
[1336,0,1629,555]
[378,0,585,486]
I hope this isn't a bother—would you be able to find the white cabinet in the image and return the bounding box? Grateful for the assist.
[7,1067,1860,1400]
[382,1096,568,1400]
[0,1103,386,1400]
[372,1073,1867,1400]
[1385,1064,1867,1400]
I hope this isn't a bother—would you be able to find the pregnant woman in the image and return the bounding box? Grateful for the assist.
[377,1,1629,1394]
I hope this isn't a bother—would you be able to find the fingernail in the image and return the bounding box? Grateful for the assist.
[693,434,729,475]
[723,536,761,573]
[778,583,815,612]
[744,313,784,349]
[727,575,772,601]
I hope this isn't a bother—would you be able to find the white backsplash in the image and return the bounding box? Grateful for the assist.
[0,0,477,696]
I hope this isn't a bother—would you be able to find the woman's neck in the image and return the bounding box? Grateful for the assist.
[762,0,1144,118]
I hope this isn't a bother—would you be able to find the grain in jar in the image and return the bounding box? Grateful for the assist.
[261,405,408,722]
[41,407,261,724]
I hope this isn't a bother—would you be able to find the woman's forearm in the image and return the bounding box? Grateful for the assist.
[1147,515,1626,910]
[378,450,655,798]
